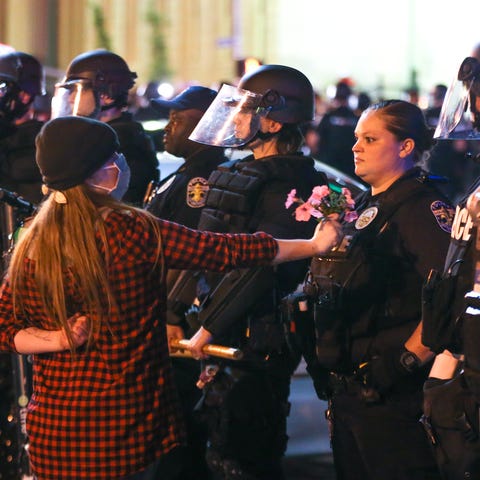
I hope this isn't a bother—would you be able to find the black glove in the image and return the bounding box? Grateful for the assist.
[360,347,421,394]
[305,362,330,400]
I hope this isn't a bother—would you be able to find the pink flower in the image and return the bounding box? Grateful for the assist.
[342,188,355,208]
[309,185,330,202]
[309,207,324,219]
[286,184,358,224]
[294,203,313,221]
[344,210,359,223]
[285,189,298,209]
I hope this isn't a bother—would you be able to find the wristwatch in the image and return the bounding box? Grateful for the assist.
[399,349,421,372]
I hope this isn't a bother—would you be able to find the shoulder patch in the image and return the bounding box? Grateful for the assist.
[355,206,378,230]
[430,200,455,233]
[187,177,209,208]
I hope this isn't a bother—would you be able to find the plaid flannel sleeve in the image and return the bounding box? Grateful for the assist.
[0,280,26,352]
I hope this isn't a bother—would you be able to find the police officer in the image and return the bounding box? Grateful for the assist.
[186,64,329,480]
[144,85,226,480]
[0,50,44,479]
[145,86,225,225]
[302,100,452,480]
[315,80,360,180]
[422,55,480,480]
[0,51,45,203]
[52,49,159,205]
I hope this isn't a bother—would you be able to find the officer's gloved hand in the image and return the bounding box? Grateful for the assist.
[185,304,201,331]
[305,362,330,400]
[361,347,421,394]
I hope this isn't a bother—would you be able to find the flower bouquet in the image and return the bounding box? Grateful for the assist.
[285,185,358,223]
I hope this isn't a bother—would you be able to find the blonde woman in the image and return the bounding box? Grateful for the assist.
[0,116,340,480]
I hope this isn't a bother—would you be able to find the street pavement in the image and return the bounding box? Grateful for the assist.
[283,453,336,479]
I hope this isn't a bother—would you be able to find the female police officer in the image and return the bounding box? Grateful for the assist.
[303,100,453,480]
[185,64,330,479]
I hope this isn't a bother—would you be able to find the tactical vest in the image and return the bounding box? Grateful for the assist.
[305,171,436,370]
[0,120,43,204]
[198,155,326,233]
[198,159,271,233]
[422,179,478,354]
[196,155,324,355]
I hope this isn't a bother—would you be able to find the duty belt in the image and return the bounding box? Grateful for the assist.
[327,372,363,395]
[327,372,381,403]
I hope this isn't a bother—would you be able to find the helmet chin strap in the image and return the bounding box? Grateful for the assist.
[470,93,480,132]
[100,98,122,112]
[245,128,280,147]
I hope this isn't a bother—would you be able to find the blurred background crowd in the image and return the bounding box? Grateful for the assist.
[2,0,479,203]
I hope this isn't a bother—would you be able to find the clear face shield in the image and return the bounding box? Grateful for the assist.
[0,80,13,115]
[0,79,29,120]
[434,57,480,140]
[189,84,272,147]
[51,78,100,119]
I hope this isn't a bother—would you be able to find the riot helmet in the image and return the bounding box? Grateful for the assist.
[434,56,480,140]
[0,51,45,121]
[52,49,137,119]
[189,64,314,147]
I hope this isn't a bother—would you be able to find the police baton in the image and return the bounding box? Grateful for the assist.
[169,338,244,361]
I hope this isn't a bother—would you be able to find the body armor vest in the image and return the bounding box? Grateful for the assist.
[198,159,272,233]
[422,178,478,354]
[306,171,434,370]
[196,155,324,355]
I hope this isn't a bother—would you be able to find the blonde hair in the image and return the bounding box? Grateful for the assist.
[8,186,163,352]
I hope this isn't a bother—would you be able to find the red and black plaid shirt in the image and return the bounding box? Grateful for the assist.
[0,210,277,479]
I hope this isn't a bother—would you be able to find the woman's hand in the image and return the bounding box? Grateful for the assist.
[312,218,343,255]
[186,326,213,360]
[59,314,89,350]
[14,313,90,354]
[273,219,343,264]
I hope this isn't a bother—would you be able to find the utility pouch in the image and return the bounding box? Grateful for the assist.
[246,314,284,353]
[423,374,480,480]
[304,270,346,369]
[279,291,311,359]
[421,269,461,354]
[313,302,346,370]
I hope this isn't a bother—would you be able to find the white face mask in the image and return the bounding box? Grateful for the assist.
[86,152,131,200]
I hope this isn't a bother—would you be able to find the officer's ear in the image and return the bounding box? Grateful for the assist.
[399,138,415,158]
[99,93,116,107]
[262,117,283,133]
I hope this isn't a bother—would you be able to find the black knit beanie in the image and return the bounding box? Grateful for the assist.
[35,116,120,190]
